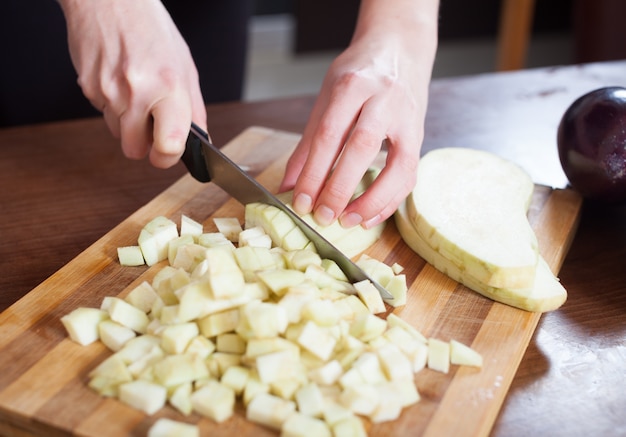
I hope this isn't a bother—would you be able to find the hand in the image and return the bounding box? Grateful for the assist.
[279,0,438,229]
[58,0,206,168]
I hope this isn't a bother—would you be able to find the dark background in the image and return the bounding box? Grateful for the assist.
[257,0,626,64]
[1,0,624,127]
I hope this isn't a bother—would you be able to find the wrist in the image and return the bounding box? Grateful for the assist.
[352,0,439,52]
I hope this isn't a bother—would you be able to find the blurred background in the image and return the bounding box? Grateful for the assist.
[244,0,626,101]
[2,0,625,127]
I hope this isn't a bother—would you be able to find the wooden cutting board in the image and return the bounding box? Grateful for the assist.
[0,127,582,437]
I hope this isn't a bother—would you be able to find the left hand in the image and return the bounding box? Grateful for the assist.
[280,32,435,229]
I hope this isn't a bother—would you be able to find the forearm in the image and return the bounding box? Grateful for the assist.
[352,0,439,86]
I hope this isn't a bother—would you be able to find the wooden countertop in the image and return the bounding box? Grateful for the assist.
[1,61,625,436]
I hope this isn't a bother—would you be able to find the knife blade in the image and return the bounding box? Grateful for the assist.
[182,123,393,300]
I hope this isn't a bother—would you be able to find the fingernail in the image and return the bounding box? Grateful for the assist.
[314,205,335,226]
[339,212,362,228]
[363,214,382,229]
[293,193,313,214]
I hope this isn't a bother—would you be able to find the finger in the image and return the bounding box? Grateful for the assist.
[340,133,420,228]
[150,93,193,169]
[291,91,363,218]
[119,106,152,161]
[280,91,331,193]
[313,99,388,226]
[102,105,121,139]
[280,128,318,194]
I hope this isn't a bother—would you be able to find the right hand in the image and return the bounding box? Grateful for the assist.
[58,0,207,168]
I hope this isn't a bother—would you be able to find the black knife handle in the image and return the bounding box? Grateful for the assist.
[182,122,212,183]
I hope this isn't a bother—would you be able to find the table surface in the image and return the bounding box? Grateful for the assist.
[1,61,625,437]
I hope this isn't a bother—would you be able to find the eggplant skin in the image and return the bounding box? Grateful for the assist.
[557,86,626,204]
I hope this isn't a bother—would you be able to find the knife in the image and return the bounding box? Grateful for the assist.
[181,123,393,300]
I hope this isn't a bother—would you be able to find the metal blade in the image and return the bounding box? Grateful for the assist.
[184,123,393,300]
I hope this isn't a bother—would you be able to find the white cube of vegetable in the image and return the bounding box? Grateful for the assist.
[383,326,415,353]
[153,354,209,387]
[301,299,339,326]
[386,313,427,343]
[331,416,367,437]
[332,296,369,322]
[295,382,326,418]
[352,352,386,385]
[304,264,345,290]
[211,352,242,377]
[61,307,108,346]
[406,339,429,373]
[114,334,161,363]
[88,354,133,385]
[256,269,307,297]
[428,338,451,374]
[171,242,206,271]
[126,344,164,378]
[338,368,365,390]
[117,246,145,266]
[185,335,216,359]
[118,380,167,415]
[297,321,337,362]
[285,249,322,271]
[125,281,158,313]
[246,234,274,249]
[368,383,404,423]
[159,304,181,325]
[175,282,212,323]
[348,313,387,342]
[391,262,405,274]
[320,259,348,281]
[278,286,319,324]
[270,377,302,400]
[308,359,343,386]
[353,280,386,314]
[161,322,199,354]
[98,320,136,352]
[197,308,240,337]
[181,214,204,237]
[106,297,150,334]
[256,348,301,384]
[138,216,179,266]
[216,333,246,354]
[246,392,296,430]
[169,382,193,416]
[383,378,420,407]
[384,274,408,307]
[148,418,199,437]
[204,248,246,299]
[238,226,267,246]
[281,226,311,251]
[244,337,299,360]
[321,400,355,427]
[243,372,270,406]
[281,412,332,437]
[167,234,195,265]
[339,384,379,415]
[450,339,483,368]
[220,365,250,395]
[240,301,288,339]
[213,217,242,242]
[375,343,414,381]
[191,380,235,423]
[197,232,235,249]
[356,255,395,286]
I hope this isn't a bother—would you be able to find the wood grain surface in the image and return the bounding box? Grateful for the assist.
[0,127,582,436]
